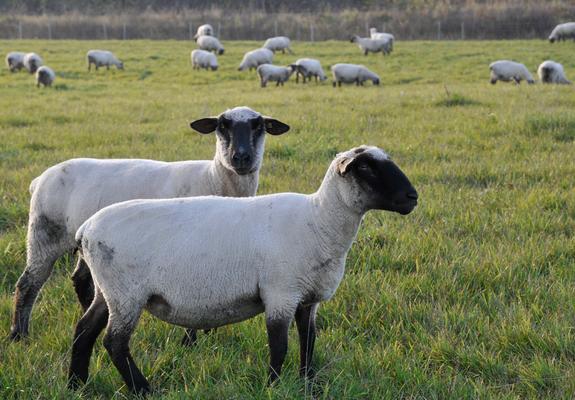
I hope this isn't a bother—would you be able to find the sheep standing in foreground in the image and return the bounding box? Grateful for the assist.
[196,35,225,55]
[263,36,293,54]
[9,106,290,343]
[537,60,571,84]
[350,35,391,56]
[257,64,296,87]
[331,63,380,87]
[238,48,274,71]
[291,58,327,83]
[193,24,214,39]
[369,28,394,52]
[35,66,55,87]
[6,51,26,72]
[191,49,218,71]
[23,53,43,74]
[87,50,124,71]
[489,60,534,84]
[548,22,575,43]
[68,145,418,394]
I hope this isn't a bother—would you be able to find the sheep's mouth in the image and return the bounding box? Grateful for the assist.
[393,199,418,215]
[233,166,255,175]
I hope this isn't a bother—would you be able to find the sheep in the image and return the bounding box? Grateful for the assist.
[263,36,293,54]
[196,35,225,55]
[238,48,274,71]
[257,64,296,87]
[331,63,380,87]
[35,66,55,88]
[86,50,124,71]
[369,28,394,52]
[489,60,534,85]
[548,22,575,43]
[191,49,218,71]
[9,106,290,343]
[67,145,418,394]
[6,51,26,72]
[537,60,571,84]
[350,35,391,56]
[291,58,327,83]
[23,52,43,74]
[193,24,214,39]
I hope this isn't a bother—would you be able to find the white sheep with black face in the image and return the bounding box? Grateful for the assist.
[369,28,394,52]
[331,63,380,87]
[350,35,391,56]
[9,107,290,343]
[86,50,124,71]
[191,49,218,71]
[548,22,575,43]
[238,48,274,71]
[23,52,43,73]
[263,36,293,54]
[68,145,418,395]
[537,60,571,84]
[291,58,327,83]
[193,24,214,39]
[6,51,26,72]
[489,60,534,85]
[35,66,55,87]
[257,64,296,87]
[196,35,225,55]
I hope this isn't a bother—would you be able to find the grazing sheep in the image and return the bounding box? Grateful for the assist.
[35,66,55,88]
[257,64,296,87]
[489,60,534,85]
[548,22,575,43]
[23,53,43,74]
[191,49,218,71]
[331,63,380,87]
[196,35,225,55]
[68,145,418,395]
[291,58,327,83]
[6,51,26,72]
[86,50,124,71]
[537,61,571,84]
[350,35,391,56]
[194,24,214,39]
[9,107,290,342]
[238,48,274,71]
[369,28,394,52]
[263,36,293,54]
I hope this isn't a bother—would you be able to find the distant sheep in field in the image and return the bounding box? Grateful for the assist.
[291,58,327,83]
[489,60,534,85]
[35,66,55,87]
[6,51,26,72]
[194,24,214,39]
[350,35,391,56]
[23,53,43,74]
[369,28,394,52]
[537,61,571,84]
[191,49,218,71]
[257,64,296,87]
[238,48,274,71]
[87,50,124,71]
[263,36,293,54]
[331,63,380,87]
[196,35,225,55]
[548,22,575,43]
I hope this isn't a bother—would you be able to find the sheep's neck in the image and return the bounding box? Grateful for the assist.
[209,157,258,198]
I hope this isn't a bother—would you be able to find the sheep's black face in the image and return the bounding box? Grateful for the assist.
[340,149,418,214]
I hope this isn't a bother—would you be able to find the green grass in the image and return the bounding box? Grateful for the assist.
[0,39,574,399]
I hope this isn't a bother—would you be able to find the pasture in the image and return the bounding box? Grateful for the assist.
[0,39,574,399]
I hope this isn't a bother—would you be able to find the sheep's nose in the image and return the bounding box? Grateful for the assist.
[406,190,418,200]
[233,152,251,164]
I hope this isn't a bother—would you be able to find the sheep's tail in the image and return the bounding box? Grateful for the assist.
[29,177,39,195]
[75,220,90,248]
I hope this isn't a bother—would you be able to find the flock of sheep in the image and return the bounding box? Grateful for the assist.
[4,19,575,397]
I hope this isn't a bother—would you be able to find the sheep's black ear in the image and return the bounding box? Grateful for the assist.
[190,118,218,134]
[263,118,290,135]
[336,156,358,176]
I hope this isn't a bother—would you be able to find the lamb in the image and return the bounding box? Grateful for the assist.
[23,52,43,74]
[548,22,575,43]
[6,51,26,72]
[263,36,293,54]
[193,24,214,39]
[489,60,534,84]
[369,28,394,52]
[35,66,55,87]
[538,60,571,84]
[9,106,290,343]
[238,48,274,71]
[86,50,124,71]
[291,58,327,83]
[257,64,296,87]
[67,145,418,394]
[191,49,218,71]
[331,63,380,87]
[350,35,391,56]
[196,35,225,55]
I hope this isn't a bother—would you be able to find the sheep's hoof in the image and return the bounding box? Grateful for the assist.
[9,329,27,341]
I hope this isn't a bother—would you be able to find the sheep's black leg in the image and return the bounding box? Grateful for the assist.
[181,328,197,346]
[266,317,290,384]
[71,257,95,312]
[68,291,109,389]
[295,303,318,378]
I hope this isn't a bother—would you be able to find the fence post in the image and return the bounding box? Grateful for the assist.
[365,20,369,36]
[217,22,221,37]
[18,21,22,39]
[437,21,441,40]
[274,19,278,36]
[103,23,108,40]
[189,22,193,40]
[461,21,465,40]
[48,20,52,40]
[123,23,127,40]
[310,23,314,42]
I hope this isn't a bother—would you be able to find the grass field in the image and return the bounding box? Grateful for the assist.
[0,39,574,399]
